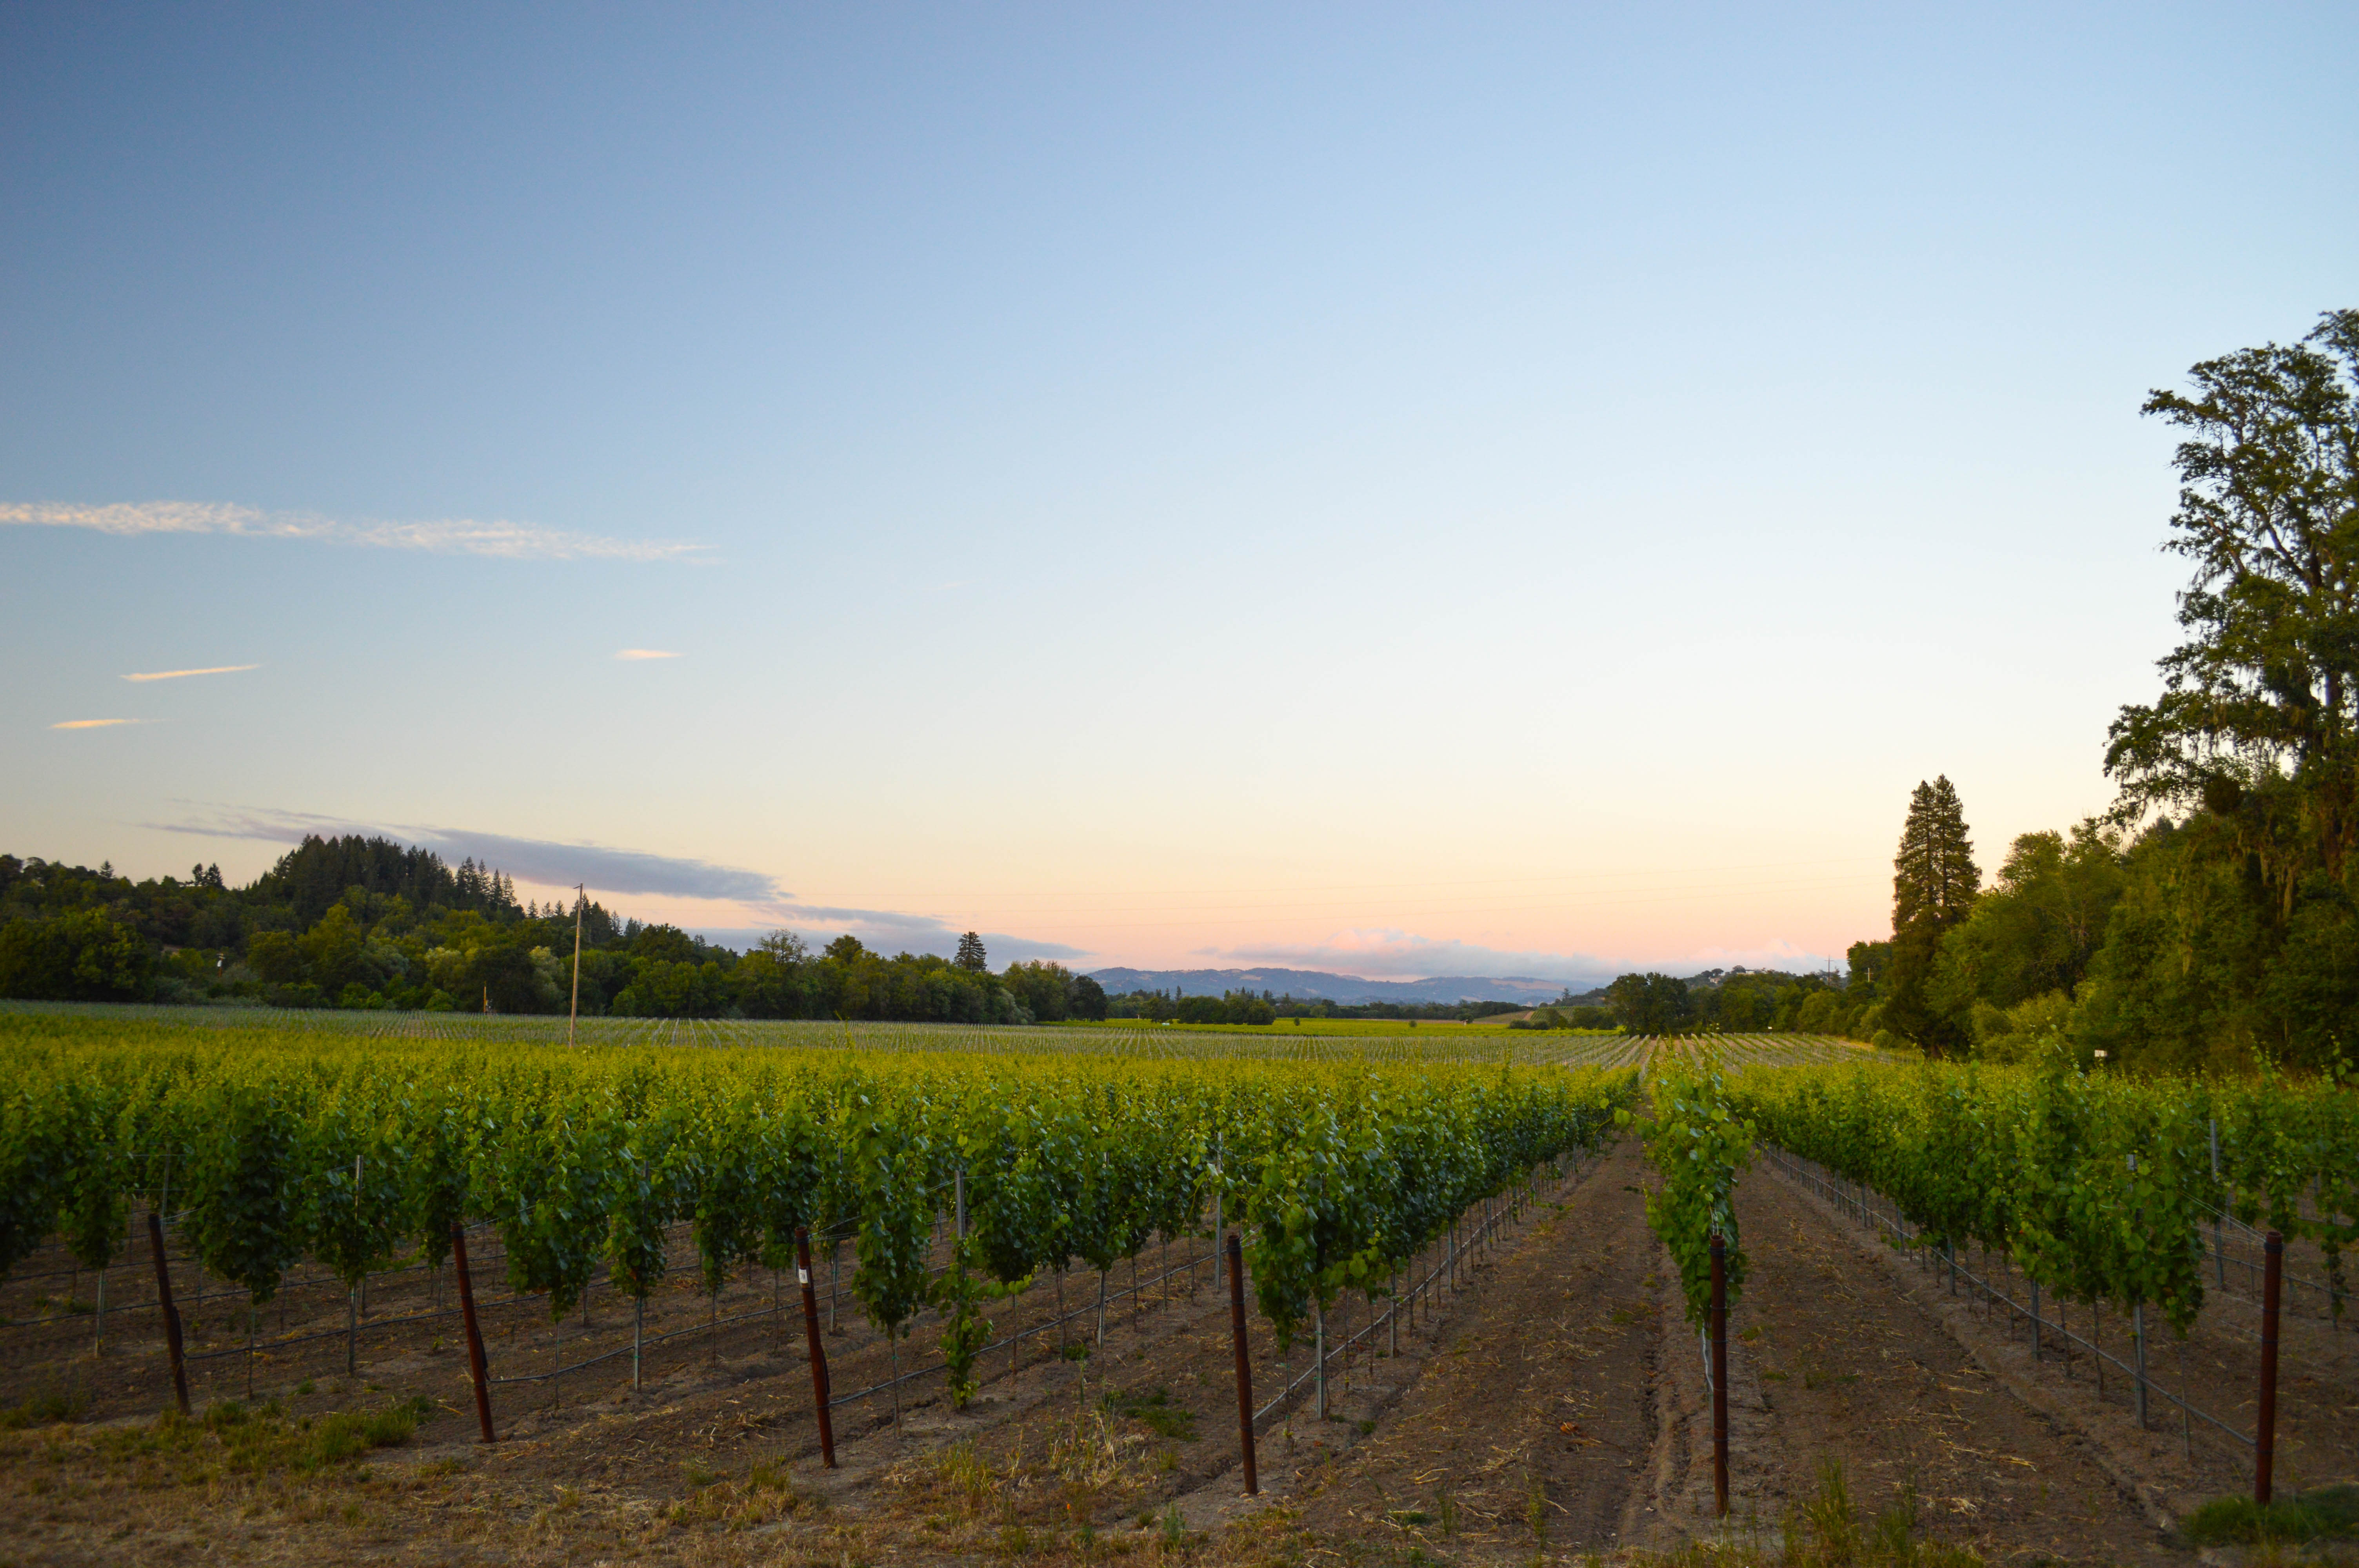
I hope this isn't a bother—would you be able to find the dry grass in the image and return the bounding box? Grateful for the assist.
[1630,1462,1984,1568]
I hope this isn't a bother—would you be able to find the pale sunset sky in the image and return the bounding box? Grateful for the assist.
[5,5,2354,984]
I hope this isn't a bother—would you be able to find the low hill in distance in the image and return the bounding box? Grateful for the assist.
[1085,966,1590,1006]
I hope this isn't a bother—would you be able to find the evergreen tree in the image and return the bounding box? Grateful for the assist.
[1884,775,1980,1054]
[954,931,987,973]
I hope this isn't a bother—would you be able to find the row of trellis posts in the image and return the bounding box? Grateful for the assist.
[117,1156,1568,1499]
[1706,1147,2294,1514]
[106,1137,2291,1515]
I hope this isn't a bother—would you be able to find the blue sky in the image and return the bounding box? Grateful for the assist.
[5,4,2354,982]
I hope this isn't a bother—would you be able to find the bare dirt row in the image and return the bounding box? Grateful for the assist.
[6,1131,2351,1566]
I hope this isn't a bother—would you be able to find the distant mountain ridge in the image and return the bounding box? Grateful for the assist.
[1085,966,1597,1006]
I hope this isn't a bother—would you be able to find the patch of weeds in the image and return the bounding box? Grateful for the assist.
[1799,1459,1859,1560]
[1,1387,87,1429]
[1762,1370,1790,1383]
[939,1439,996,1515]
[1049,1406,1125,1487]
[2183,1484,2359,1546]
[1433,1486,1460,1537]
[134,1396,432,1476]
[1739,1325,1763,1343]
[289,1400,433,1472]
[296,1379,316,1397]
[1525,1470,1548,1542]
[1774,1461,1981,1567]
[418,1457,468,1478]
[1062,1343,1092,1362]
[996,1523,1034,1557]
[1105,1387,1196,1442]
[667,1463,809,1530]
[1386,1509,1431,1528]
[1357,1419,1377,1437]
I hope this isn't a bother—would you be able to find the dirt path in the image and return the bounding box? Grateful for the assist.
[1285,1138,2201,1565]
[1714,1163,2188,1564]
[1290,1136,1664,1559]
[7,1125,2260,1568]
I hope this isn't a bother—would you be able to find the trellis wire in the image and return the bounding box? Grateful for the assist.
[1768,1145,2260,1464]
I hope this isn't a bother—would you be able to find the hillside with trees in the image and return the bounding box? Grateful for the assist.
[0,835,1105,1024]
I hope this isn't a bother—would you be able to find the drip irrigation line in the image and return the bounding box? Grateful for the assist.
[1768,1146,2261,1463]
[1251,1158,1576,1426]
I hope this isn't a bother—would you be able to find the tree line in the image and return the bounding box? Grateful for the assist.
[0,835,1108,1025]
[1596,310,2359,1073]
[1828,310,2359,1073]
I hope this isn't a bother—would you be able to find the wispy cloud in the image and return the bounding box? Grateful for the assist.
[51,718,144,730]
[1201,927,1618,985]
[148,804,1090,963]
[154,807,785,902]
[123,664,259,683]
[615,649,682,661]
[4,501,705,563]
[746,902,1090,964]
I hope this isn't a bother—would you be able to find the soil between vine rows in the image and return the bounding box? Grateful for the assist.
[0,1131,2294,1566]
[1712,1163,2183,1565]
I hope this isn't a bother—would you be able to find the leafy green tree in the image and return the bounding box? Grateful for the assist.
[2078,311,2359,1071]
[954,931,987,973]
[1884,776,1980,1054]
[1607,972,1694,1034]
[1001,960,1075,1022]
[630,924,702,964]
[1175,993,1226,1024]
[2107,310,2359,905]
[243,930,307,986]
[1930,820,2126,1045]
[0,910,154,1000]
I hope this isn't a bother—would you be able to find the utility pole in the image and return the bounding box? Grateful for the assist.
[568,883,585,1047]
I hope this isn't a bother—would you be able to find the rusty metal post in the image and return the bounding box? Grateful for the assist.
[450,1223,496,1444]
[1710,1233,1730,1518]
[1226,1233,1258,1496]
[146,1213,189,1417]
[2257,1230,2282,1504]
[796,1227,836,1468]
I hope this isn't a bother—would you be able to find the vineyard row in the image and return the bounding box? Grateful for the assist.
[0,1026,1635,1411]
